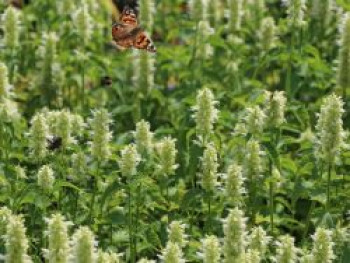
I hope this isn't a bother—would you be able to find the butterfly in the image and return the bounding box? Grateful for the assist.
[112,6,156,53]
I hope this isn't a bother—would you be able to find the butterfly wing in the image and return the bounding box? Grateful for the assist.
[112,6,139,48]
[111,4,156,52]
[112,23,138,49]
[120,6,138,26]
[133,29,157,53]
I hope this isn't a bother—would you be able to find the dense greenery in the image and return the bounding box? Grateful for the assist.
[0,0,350,262]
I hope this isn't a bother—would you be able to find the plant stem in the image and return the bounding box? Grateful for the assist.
[81,61,85,111]
[89,161,99,225]
[302,200,315,242]
[269,182,274,235]
[250,180,256,225]
[326,163,332,211]
[286,20,295,98]
[135,182,141,261]
[128,181,135,263]
[73,190,79,222]
[207,191,211,233]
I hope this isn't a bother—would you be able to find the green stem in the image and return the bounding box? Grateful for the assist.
[42,194,47,251]
[57,150,65,211]
[302,200,315,242]
[207,191,211,233]
[73,190,79,222]
[286,21,295,98]
[326,163,332,211]
[134,182,141,261]
[269,182,274,235]
[128,181,134,263]
[250,180,256,225]
[89,161,99,225]
[81,62,85,111]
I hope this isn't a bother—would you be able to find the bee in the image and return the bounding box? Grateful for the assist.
[47,136,62,151]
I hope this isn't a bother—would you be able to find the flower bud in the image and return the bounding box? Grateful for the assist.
[37,165,55,192]
[29,113,49,161]
[159,242,185,263]
[223,208,247,262]
[70,226,96,263]
[119,144,141,177]
[198,235,221,263]
[89,109,112,162]
[310,228,335,263]
[275,235,299,263]
[225,163,245,206]
[201,143,219,192]
[134,120,154,155]
[4,215,32,263]
[315,94,346,165]
[2,6,20,49]
[192,88,219,144]
[44,213,71,263]
[156,137,178,176]
[168,221,187,247]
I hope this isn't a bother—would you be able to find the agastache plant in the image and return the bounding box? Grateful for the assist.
[159,242,185,263]
[139,0,155,31]
[310,0,334,31]
[29,113,49,162]
[245,106,266,136]
[97,250,122,263]
[156,137,178,176]
[310,228,335,263]
[133,0,155,95]
[37,165,55,193]
[4,215,32,263]
[223,208,247,263]
[258,17,278,52]
[2,6,20,50]
[70,226,96,263]
[264,90,287,129]
[315,94,346,210]
[274,235,299,263]
[201,143,219,192]
[134,119,154,156]
[0,62,17,121]
[244,249,261,263]
[225,163,245,206]
[72,2,93,44]
[0,207,12,236]
[168,221,188,248]
[89,108,112,163]
[337,13,350,97]
[132,50,155,94]
[43,213,71,263]
[248,226,271,259]
[282,0,307,28]
[0,62,11,99]
[119,144,141,178]
[196,20,214,59]
[198,235,221,263]
[189,0,208,22]
[192,88,219,145]
[244,139,264,223]
[119,144,141,262]
[227,0,243,33]
[38,32,62,105]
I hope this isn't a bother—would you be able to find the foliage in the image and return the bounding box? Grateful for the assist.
[0,0,350,262]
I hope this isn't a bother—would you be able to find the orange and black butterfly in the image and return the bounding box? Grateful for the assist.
[111,6,156,53]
